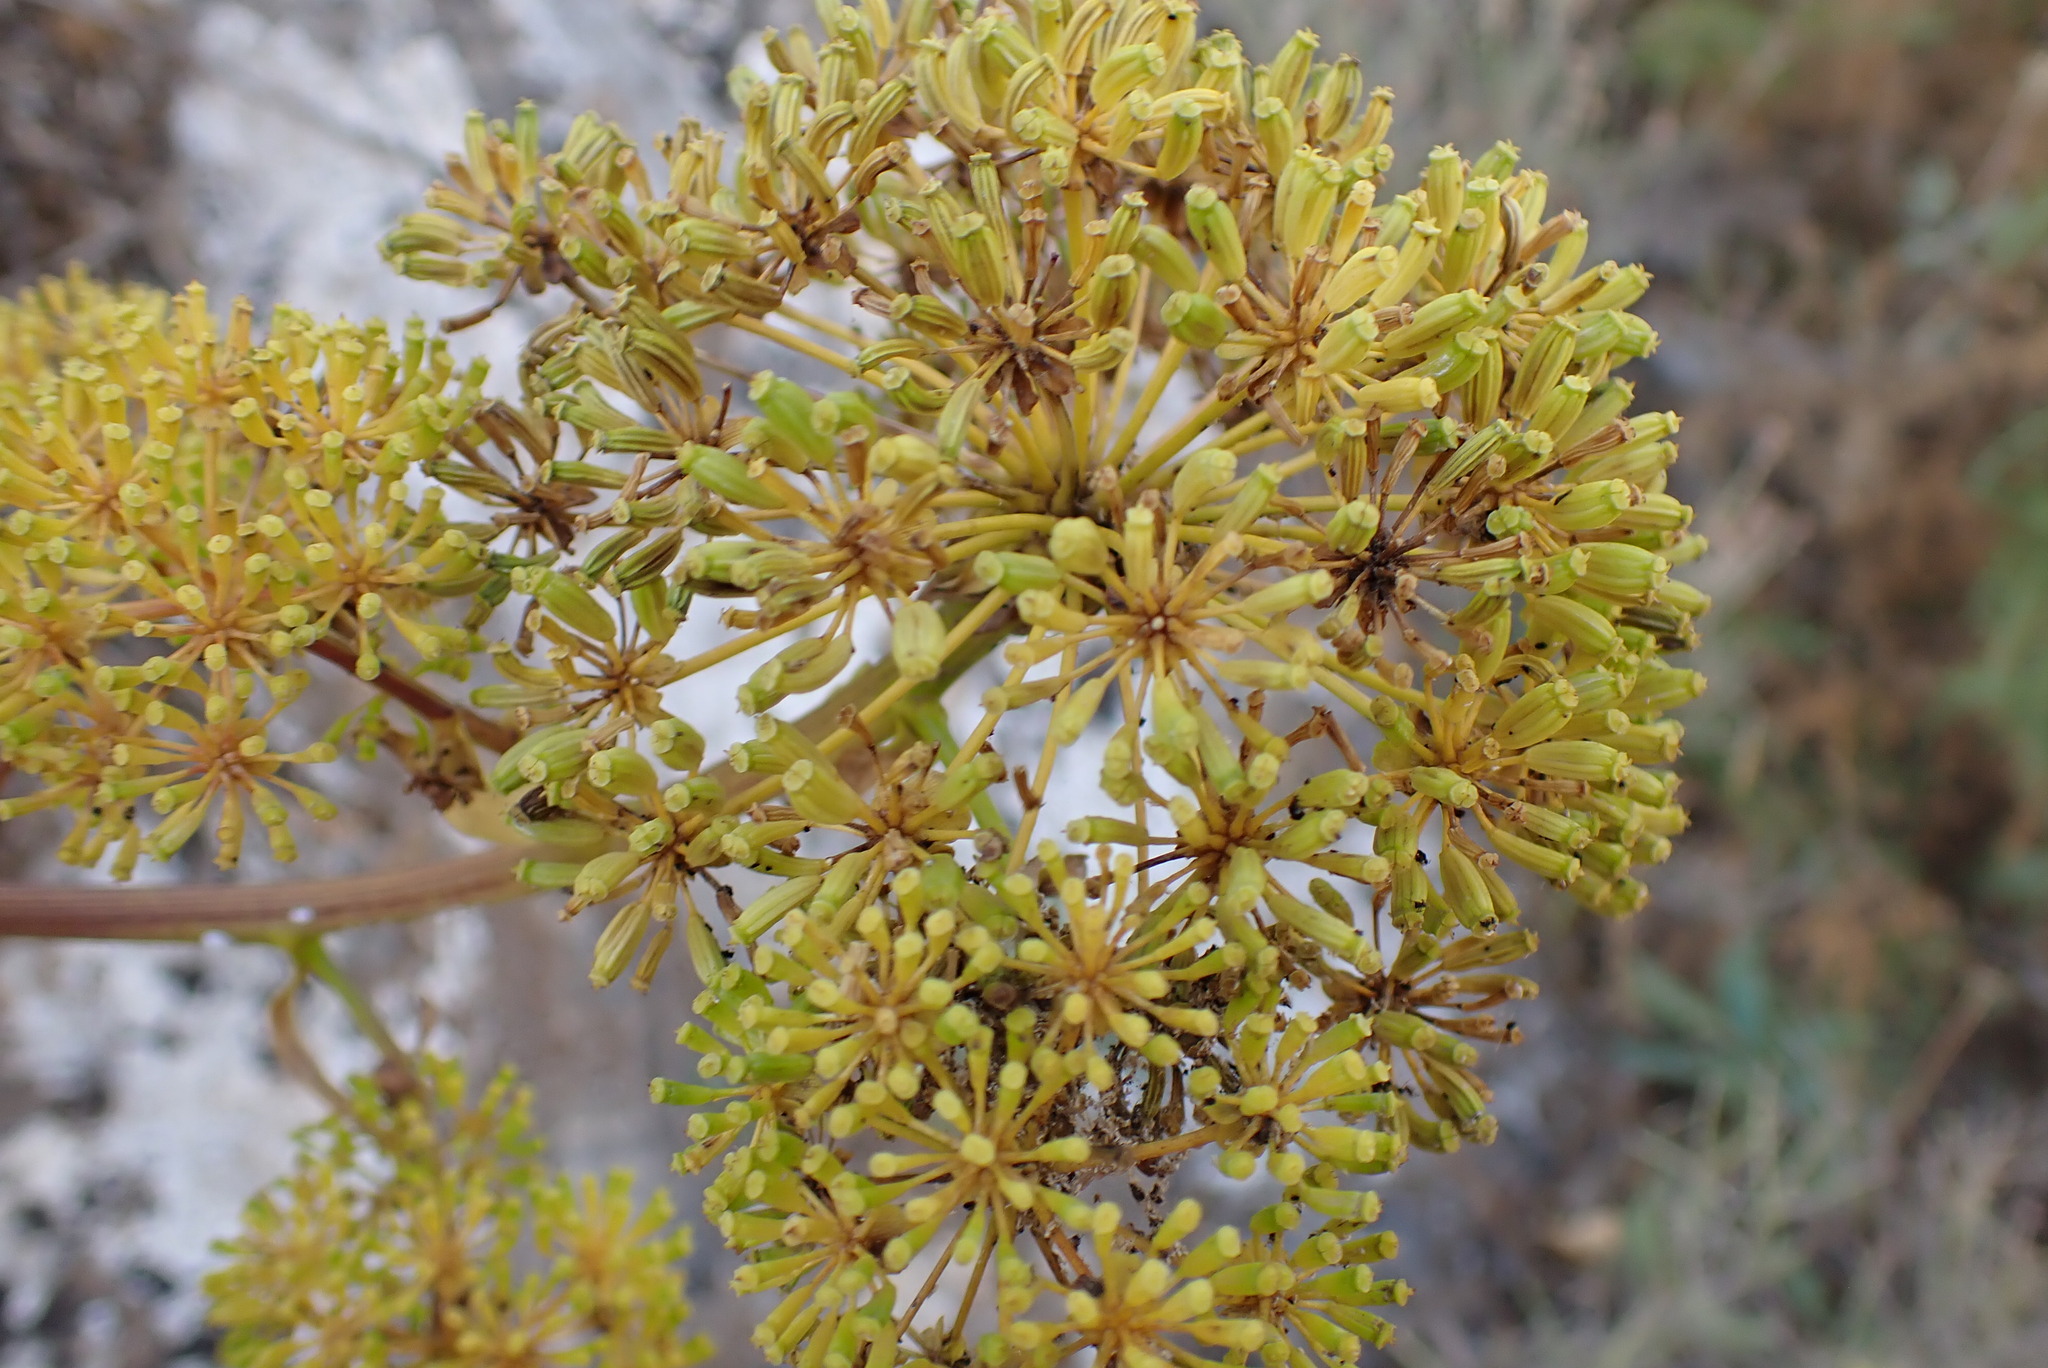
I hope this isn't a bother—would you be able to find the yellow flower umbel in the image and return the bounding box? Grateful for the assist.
[203,1057,708,1368]
[5,1,1711,1362]
[0,269,502,870]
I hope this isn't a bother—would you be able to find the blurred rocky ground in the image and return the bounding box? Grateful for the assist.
[5,1,2048,1366]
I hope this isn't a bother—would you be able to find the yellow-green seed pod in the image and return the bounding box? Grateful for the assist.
[522,569,615,641]
[1310,54,1365,142]
[1249,93,1295,171]
[1236,570,1334,619]
[1079,253,1140,330]
[1409,766,1477,808]
[1547,478,1634,531]
[1326,498,1382,554]
[574,851,644,905]
[1381,289,1486,357]
[1131,224,1201,294]
[1170,446,1238,511]
[973,550,1061,593]
[1185,185,1247,281]
[1578,542,1669,600]
[1091,42,1166,108]
[1422,143,1465,225]
[892,601,947,682]
[1438,844,1497,932]
[1047,517,1112,577]
[681,444,783,509]
[587,746,659,799]
[1162,290,1232,349]
[1323,244,1398,314]
[1049,673,1115,747]
[1155,96,1207,179]
[1438,205,1490,293]
[589,898,653,987]
[868,433,946,480]
[644,718,703,773]
[1368,215,1437,305]
[1524,593,1619,656]
[1069,327,1135,372]
[1491,680,1580,751]
[1314,308,1380,375]
[1580,263,1652,312]
[1522,739,1630,784]
[1349,375,1440,414]
[1277,149,1346,260]
[1506,317,1580,418]
[945,212,1012,306]
[1529,373,1593,438]
[936,371,984,458]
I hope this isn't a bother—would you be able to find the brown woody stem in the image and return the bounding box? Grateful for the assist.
[0,848,535,941]
[304,636,522,754]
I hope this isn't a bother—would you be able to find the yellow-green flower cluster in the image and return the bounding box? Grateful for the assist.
[3,0,1709,1360]
[0,267,510,870]
[382,2,1713,1361]
[203,1056,709,1368]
